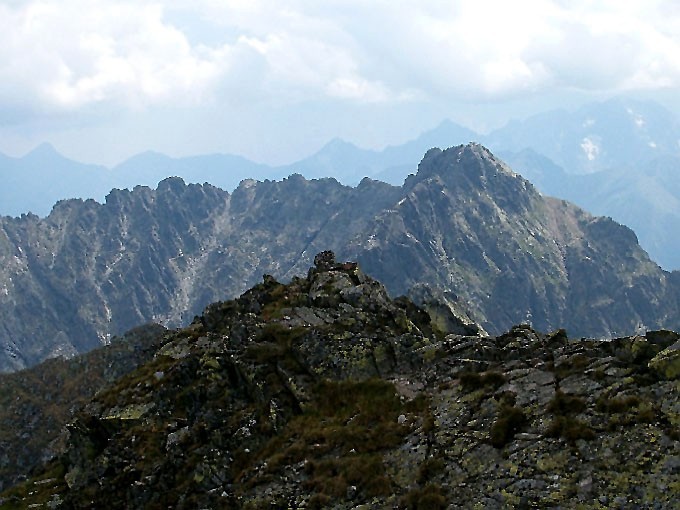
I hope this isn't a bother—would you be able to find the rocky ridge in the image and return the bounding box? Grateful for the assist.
[1,253,678,509]
[2,144,680,372]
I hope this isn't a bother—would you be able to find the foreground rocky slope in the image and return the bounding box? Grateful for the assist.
[0,324,166,494]
[2,144,680,372]
[1,253,678,509]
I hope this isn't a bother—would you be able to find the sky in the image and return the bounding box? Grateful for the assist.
[2,0,680,167]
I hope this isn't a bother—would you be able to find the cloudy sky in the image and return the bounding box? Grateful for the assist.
[2,0,680,166]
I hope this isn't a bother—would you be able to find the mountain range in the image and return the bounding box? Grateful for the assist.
[2,143,680,373]
[4,97,680,270]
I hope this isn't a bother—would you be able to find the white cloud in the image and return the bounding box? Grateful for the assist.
[2,0,680,116]
[0,1,225,113]
[581,136,600,161]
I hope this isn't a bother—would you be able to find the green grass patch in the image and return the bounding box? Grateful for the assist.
[554,354,590,379]
[490,404,527,448]
[416,457,445,484]
[239,378,425,502]
[245,324,307,365]
[595,394,641,414]
[546,415,595,442]
[459,371,506,392]
[548,391,587,415]
[596,394,659,430]
[545,390,594,442]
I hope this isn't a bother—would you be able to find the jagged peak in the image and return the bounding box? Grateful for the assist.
[228,250,383,317]
[405,143,529,195]
[156,176,187,194]
[357,175,399,192]
[444,142,516,172]
[103,178,191,206]
[414,142,506,173]
[22,142,66,162]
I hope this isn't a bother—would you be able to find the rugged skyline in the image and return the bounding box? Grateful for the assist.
[3,143,679,373]
[2,1,680,167]
[5,97,680,270]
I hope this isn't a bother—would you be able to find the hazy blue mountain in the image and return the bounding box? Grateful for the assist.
[0,143,110,217]
[485,97,680,174]
[111,151,274,193]
[279,98,680,190]
[372,119,477,184]
[0,146,276,218]
[0,118,476,219]
[279,119,477,185]
[277,138,381,183]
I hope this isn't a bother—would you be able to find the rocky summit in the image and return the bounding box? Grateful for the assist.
[2,252,678,509]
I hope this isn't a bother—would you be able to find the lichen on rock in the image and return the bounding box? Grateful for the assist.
[649,339,680,380]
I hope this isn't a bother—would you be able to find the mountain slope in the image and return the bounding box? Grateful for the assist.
[502,147,680,269]
[483,97,680,268]
[0,324,166,493]
[2,254,678,508]
[0,175,400,372]
[1,144,679,372]
[5,99,680,278]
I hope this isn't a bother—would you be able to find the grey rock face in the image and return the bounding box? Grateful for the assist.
[351,144,680,337]
[1,144,679,372]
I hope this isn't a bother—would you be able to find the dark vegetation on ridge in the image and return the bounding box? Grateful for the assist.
[0,252,678,508]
